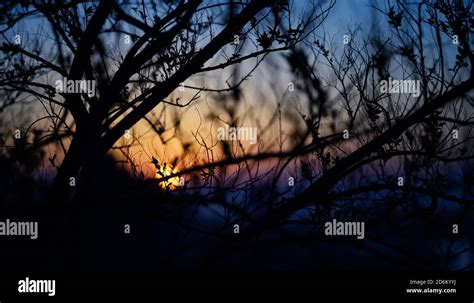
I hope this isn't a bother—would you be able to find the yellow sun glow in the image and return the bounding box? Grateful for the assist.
[156,163,180,191]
